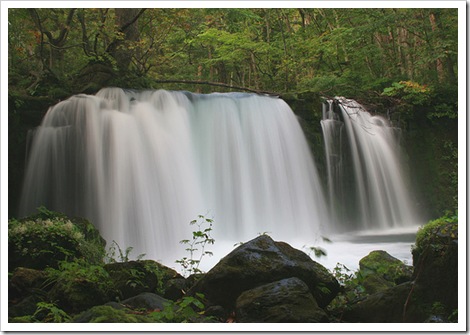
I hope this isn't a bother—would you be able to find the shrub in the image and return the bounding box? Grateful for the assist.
[8,207,106,271]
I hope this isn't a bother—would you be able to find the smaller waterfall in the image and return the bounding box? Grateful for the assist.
[321,97,419,232]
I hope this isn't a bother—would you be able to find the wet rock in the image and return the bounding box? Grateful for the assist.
[235,277,328,323]
[187,235,339,310]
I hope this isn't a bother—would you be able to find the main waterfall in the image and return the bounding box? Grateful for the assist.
[321,97,419,232]
[19,88,329,265]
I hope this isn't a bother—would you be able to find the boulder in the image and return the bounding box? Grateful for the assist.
[8,295,43,318]
[359,250,413,285]
[235,277,328,323]
[9,267,47,301]
[187,235,339,310]
[121,292,169,311]
[343,221,458,323]
[342,282,424,322]
[48,273,115,314]
[411,220,458,310]
[104,260,183,300]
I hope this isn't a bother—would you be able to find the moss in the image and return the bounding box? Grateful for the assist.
[358,250,412,285]
[413,214,458,262]
[73,305,152,323]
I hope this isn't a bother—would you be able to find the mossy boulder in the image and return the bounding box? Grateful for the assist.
[359,250,413,286]
[410,215,458,315]
[8,208,106,271]
[187,235,340,311]
[342,216,458,323]
[45,260,117,314]
[412,214,458,265]
[104,260,183,300]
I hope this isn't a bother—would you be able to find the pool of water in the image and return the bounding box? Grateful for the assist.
[188,225,420,274]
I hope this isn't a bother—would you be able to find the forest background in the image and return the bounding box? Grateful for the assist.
[6,6,460,220]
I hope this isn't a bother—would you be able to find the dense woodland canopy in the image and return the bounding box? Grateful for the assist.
[8,7,459,218]
[9,8,457,100]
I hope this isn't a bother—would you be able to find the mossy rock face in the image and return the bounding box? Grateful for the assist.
[359,250,413,285]
[360,273,395,295]
[104,260,183,300]
[8,209,106,271]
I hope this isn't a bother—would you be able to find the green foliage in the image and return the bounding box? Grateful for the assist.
[149,293,207,323]
[33,302,72,323]
[328,263,367,313]
[303,245,327,258]
[302,236,331,259]
[382,81,432,106]
[176,215,215,277]
[8,207,105,270]
[44,259,113,295]
[7,8,458,97]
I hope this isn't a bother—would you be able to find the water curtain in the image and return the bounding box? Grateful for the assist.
[20,88,328,263]
[321,97,419,231]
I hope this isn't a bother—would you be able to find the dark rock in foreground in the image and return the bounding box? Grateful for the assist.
[187,234,340,311]
[235,277,328,323]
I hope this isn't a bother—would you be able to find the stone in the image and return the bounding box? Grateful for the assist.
[411,221,458,310]
[235,277,328,323]
[187,235,339,310]
[342,282,424,322]
[359,250,413,284]
[48,274,114,314]
[73,305,151,323]
[121,292,169,311]
[9,267,47,301]
[104,260,183,300]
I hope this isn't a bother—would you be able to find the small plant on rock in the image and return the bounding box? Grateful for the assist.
[105,240,146,263]
[176,215,215,277]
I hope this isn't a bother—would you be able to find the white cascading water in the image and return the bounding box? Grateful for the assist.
[321,97,419,232]
[19,88,329,265]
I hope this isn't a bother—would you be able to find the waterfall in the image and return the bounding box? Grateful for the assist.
[321,97,419,232]
[19,88,329,265]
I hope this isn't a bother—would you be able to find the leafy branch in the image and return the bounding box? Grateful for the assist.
[176,215,215,277]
